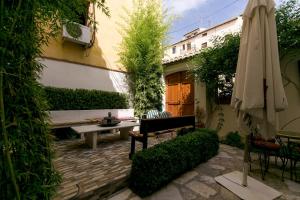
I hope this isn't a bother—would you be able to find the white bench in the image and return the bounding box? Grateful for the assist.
[49,109,135,129]
[71,121,140,149]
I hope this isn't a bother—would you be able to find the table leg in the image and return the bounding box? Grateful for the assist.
[85,132,98,150]
[120,127,133,140]
[288,138,293,180]
[110,129,116,134]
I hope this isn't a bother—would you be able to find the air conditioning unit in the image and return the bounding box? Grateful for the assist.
[62,22,91,46]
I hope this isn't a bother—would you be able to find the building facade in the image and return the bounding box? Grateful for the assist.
[163,16,300,136]
[163,16,243,64]
[39,0,133,93]
[162,16,243,118]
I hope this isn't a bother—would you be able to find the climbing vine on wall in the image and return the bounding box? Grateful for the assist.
[276,0,300,94]
[191,34,240,128]
[191,0,300,129]
[276,0,300,59]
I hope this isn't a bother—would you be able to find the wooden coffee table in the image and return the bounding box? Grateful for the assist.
[71,121,139,149]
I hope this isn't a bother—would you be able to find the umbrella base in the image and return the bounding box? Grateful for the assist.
[215,171,281,200]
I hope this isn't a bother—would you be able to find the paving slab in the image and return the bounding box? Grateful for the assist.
[108,189,132,200]
[209,164,226,171]
[283,194,300,200]
[174,171,199,185]
[186,181,217,198]
[219,187,240,200]
[285,180,300,194]
[198,175,216,184]
[179,187,198,200]
[149,184,183,200]
[216,151,233,159]
[129,196,142,200]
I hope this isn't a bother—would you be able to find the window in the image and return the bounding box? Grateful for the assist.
[182,44,185,50]
[201,42,207,48]
[187,42,191,51]
[202,32,207,37]
[217,75,234,104]
[172,46,176,54]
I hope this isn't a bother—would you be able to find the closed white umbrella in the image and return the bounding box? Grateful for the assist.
[231,0,288,187]
[216,1,287,198]
[232,0,288,138]
[231,0,287,185]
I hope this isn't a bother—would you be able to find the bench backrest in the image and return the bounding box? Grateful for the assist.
[140,115,195,135]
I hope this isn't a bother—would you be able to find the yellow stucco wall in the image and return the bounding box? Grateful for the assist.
[278,55,300,132]
[41,0,133,72]
[210,105,239,139]
[210,55,300,138]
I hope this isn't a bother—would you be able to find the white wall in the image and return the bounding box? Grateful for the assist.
[39,58,128,93]
[196,17,242,48]
[278,56,300,132]
[163,17,243,62]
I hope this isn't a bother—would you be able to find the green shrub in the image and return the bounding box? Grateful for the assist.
[1,1,109,199]
[222,131,244,149]
[53,128,79,140]
[176,127,193,136]
[129,129,219,197]
[119,0,170,117]
[44,87,129,110]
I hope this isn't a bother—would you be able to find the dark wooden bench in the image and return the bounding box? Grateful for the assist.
[129,115,195,158]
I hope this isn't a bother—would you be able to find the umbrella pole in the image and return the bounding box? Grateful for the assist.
[242,135,250,186]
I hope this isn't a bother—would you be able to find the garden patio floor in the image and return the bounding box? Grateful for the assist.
[53,132,176,200]
[53,133,300,200]
[107,145,300,200]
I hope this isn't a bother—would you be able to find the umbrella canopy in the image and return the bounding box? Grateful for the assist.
[231,0,288,139]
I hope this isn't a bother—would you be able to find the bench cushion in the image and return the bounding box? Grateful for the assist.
[146,110,160,119]
[253,140,281,150]
[159,111,172,118]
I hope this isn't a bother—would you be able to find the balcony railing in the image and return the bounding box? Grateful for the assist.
[180,46,197,55]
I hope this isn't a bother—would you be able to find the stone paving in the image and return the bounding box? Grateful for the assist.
[106,144,300,200]
[53,131,300,200]
[53,132,176,200]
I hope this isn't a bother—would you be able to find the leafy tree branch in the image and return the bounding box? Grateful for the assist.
[0,0,109,199]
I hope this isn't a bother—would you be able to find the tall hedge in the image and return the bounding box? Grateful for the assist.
[44,87,129,110]
[0,1,109,199]
[119,0,170,117]
[129,129,219,197]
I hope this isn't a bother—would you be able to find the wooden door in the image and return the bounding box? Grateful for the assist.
[166,71,194,117]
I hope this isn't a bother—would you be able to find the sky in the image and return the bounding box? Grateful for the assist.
[163,0,282,44]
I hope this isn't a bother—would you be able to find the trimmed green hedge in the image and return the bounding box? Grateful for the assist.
[129,128,219,197]
[221,131,244,149]
[44,87,129,110]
